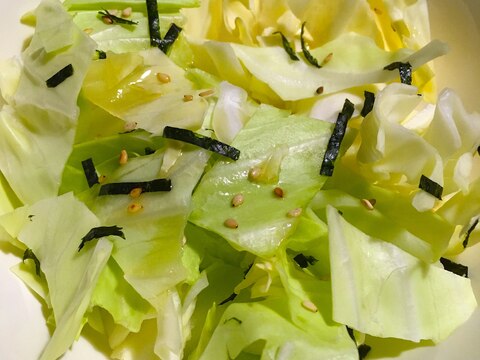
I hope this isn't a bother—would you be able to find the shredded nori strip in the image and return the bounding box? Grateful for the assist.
[79,225,125,251]
[99,178,172,196]
[274,31,299,61]
[358,344,372,360]
[463,218,479,248]
[219,292,237,305]
[98,9,138,25]
[81,158,99,188]
[23,249,41,276]
[146,0,161,47]
[243,263,254,277]
[300,22,321,68]
[96,50,107,59]
[440,257,468,278]
[46,64,74,88]
[293,254,318,268]
[159,23,182,53]
[145,147,156,155]
[360,91,375,117]
[163,126,241,160]
[346,326,372,359]
[320,99,355,176]
[346,326,355,341]
[418,174,443,200]
[224,317,242,325]
[383,61,412,85]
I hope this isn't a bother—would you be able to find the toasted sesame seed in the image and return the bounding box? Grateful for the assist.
[361,198,375,210]
[124,121,137,132]
[127,203,143,213]
[156,72,171,83]
[373,7,383,15]
[316,86,324,95]
[122,7,132,17]
[119,149,128,165]
[224,218,239,229]
[248,167,261,181]
[274,187,284,198]
[183,94,194,102]
[287,208,303,218]
[199,89,215,97]
[231,194,244,207]
[83,28,94,34]
[102,16,113,25]
[129,188,142,198]
[99,175,107,183]
[321,52,333,66]
[302,300,318,313]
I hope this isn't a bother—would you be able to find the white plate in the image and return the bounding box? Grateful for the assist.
[0,1,479,359]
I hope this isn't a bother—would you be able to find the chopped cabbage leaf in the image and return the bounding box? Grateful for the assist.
[190,104,333,256]
[0,192,112,360]
[327,205,476,343]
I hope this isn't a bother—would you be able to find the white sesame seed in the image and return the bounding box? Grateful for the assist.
[122,7,132,17]
[124,121,137,132]
[183,94,194,102]
[361,198,375,210]
[127,203,143,213]
[156,72,171,83]
[102,16,113,25]
[224,218,239,229]
[287,208,303,218]
[129,188,142,199]
[302,300,318,313]
[274,187,284,198]
[321,52,333,66]
[199,89,215,97]
[231,194,244,207]
[119,149,128,165]
[248,167,261,181]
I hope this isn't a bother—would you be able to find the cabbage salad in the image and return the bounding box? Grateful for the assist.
[0,0,479,359]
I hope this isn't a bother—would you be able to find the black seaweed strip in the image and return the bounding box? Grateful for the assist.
[23,249,41,276]
[440,257,468,278]
[224,317,242,325]
[81,158,99,188]
[99,178,172,196]
[346,326,356,342]
[243,263,254,277]
[98,9,138,25]
[274,31,299,61]
[163,126,241,160]
[46,64,74,88]
[146,0,162,46]
[96,50,107,59]
[360,91,375,117]
[145,147,156,155]
[294,254,309,268]
[358,344,372,360]
[383,61,412,85]
[79,225,125,251]
[346,326,372,359]
[463,218,479,248]
[320,99,355,176]
[300,22,321,68]
[159,23,182,53]
[219,292,237,305]
[418,174,443,200]
[293,254,318,268]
